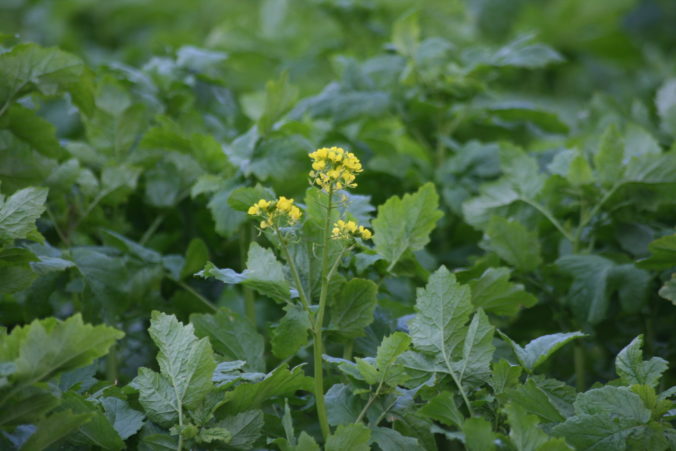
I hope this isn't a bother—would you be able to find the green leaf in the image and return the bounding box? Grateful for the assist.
[469,267,538,316]
[0,43,83,107]
[505,403,551,451]
[179,238,209,280]
[101,397,145,441]
[392,11,420,57]
[594,124,625,188]
[198,242,290,304]
[214,410,264,450]
[463,417,495,451]
[372,182,443,270]
[221,365,313,414]
[615,335,668,388]
[553,386,652,451]
[0,186,48,244]
[482,216,541,272]
[325,423,371,451]
[504,379,566,423]
[19,410,91,451]
[409,266,495,387]
[0,314,123,398]
[327,278,378,339]
[659,277,676,304]
[62,392,125,450]
[375,332,411,386]
[271,304,312,359]
[638,233,676,270]
[490,359,523,396]
[295,431,320,451]
[258,72,298,135]
[499,331,585,372]
[656,79,676,136]
[325,384,361,426]
[555,254,613,324]
[0,388,59,427]
[371,426,424,451]
[191,310,265,372]
[7,105,63,158]
[131,312,215,427]
[418,391,464,427]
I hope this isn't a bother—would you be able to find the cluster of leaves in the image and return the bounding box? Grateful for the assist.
[2,0,676,449]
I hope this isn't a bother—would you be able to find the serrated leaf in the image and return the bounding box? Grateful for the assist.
[418,391,464,427]
[656,78,676,136]
[469,267,538,316]
[371,426,424,451]
[615,335,668,388]
[463,417,495,451]
[325,383,361,426]
[271,304,311,359]
[221,365,313,414]
[131,312,215,427]
[499,331,585,372]
[638,233,676,270]
[505,403,551,451]
[325,423,371,451]
[372,182,443,270]
[375,332,411,386]
[505,379,566,423]
[409,266,494,388]
[62,392,125,450]
[0,186,48,244]
[482,216,541,272]
[101,397,145,441]
[198,242,290,303]
[490,359,523,396]
[214,410,264,450]
[19,410,91,451]
[327,278,377,339]
[0,314,123,400]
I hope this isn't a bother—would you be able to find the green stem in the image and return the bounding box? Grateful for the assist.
[572,184,619,252]
[140,214,165,246]
[355,379,385,424]
[574,342,585,392]
[106,344,118,383]
[441,346,474,416]
[177,280,217,313]
[343,340,354,360]
[313,187,334,440]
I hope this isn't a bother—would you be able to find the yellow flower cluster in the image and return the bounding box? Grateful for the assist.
[308,146,363,191]
[247,197,302,229]
[331,219,372,240]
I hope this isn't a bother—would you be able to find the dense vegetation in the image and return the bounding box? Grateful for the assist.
[1,0,676,449]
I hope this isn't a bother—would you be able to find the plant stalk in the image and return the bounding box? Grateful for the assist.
[313,187,334,440]
[574,342,585,392]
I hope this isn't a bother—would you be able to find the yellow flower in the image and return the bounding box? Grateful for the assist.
[308,146,363,192]
[248,197,302,229]
[331,219,372,240]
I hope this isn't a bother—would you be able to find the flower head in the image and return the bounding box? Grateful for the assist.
[331,219,372,241]
[248,197,302,229]
[309,146,363,192]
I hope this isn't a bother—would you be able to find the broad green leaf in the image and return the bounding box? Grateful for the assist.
[372,182,443,270]
[499,331,585,372]
[505,379,566,423]
[464,35,563,70]
[0,43,83,107]
[482,216,541,272]
[325,423,371,451]
[131,312,215,427]
[101,397,145,441]
[553,386,653,451]
[469,267,538,316]
[227,184,276,212]
[328,278,378,339]
[392,11,420,57]
[462,179,519,229]
[594,124,625,187]
[375,332,411,386]
[221,365,313,414]
[62,392,125,451]
[214,410,264,450]
[505,403,551,451]
[258,72,298,135]
[7,105,63,158]
[19,410,91,451]
[485,102,568,134]
[191,310,265,372]
[0,186,48,244]
[0,314,122,395]
[179,238,209,280]
[529,375,576,418]
[198,242,291,304]
[418,391,464,427]
[0,388,58,427]
[371,426,424,451]
[296,432,320,451]
[659,277,676,304]
[638,233,676,270]
[409,266,494,387]
[490,359,522,396]
[615,335,668,388]
[325,383,361,426]
[463,417,495,451]
[271,304,311,359]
